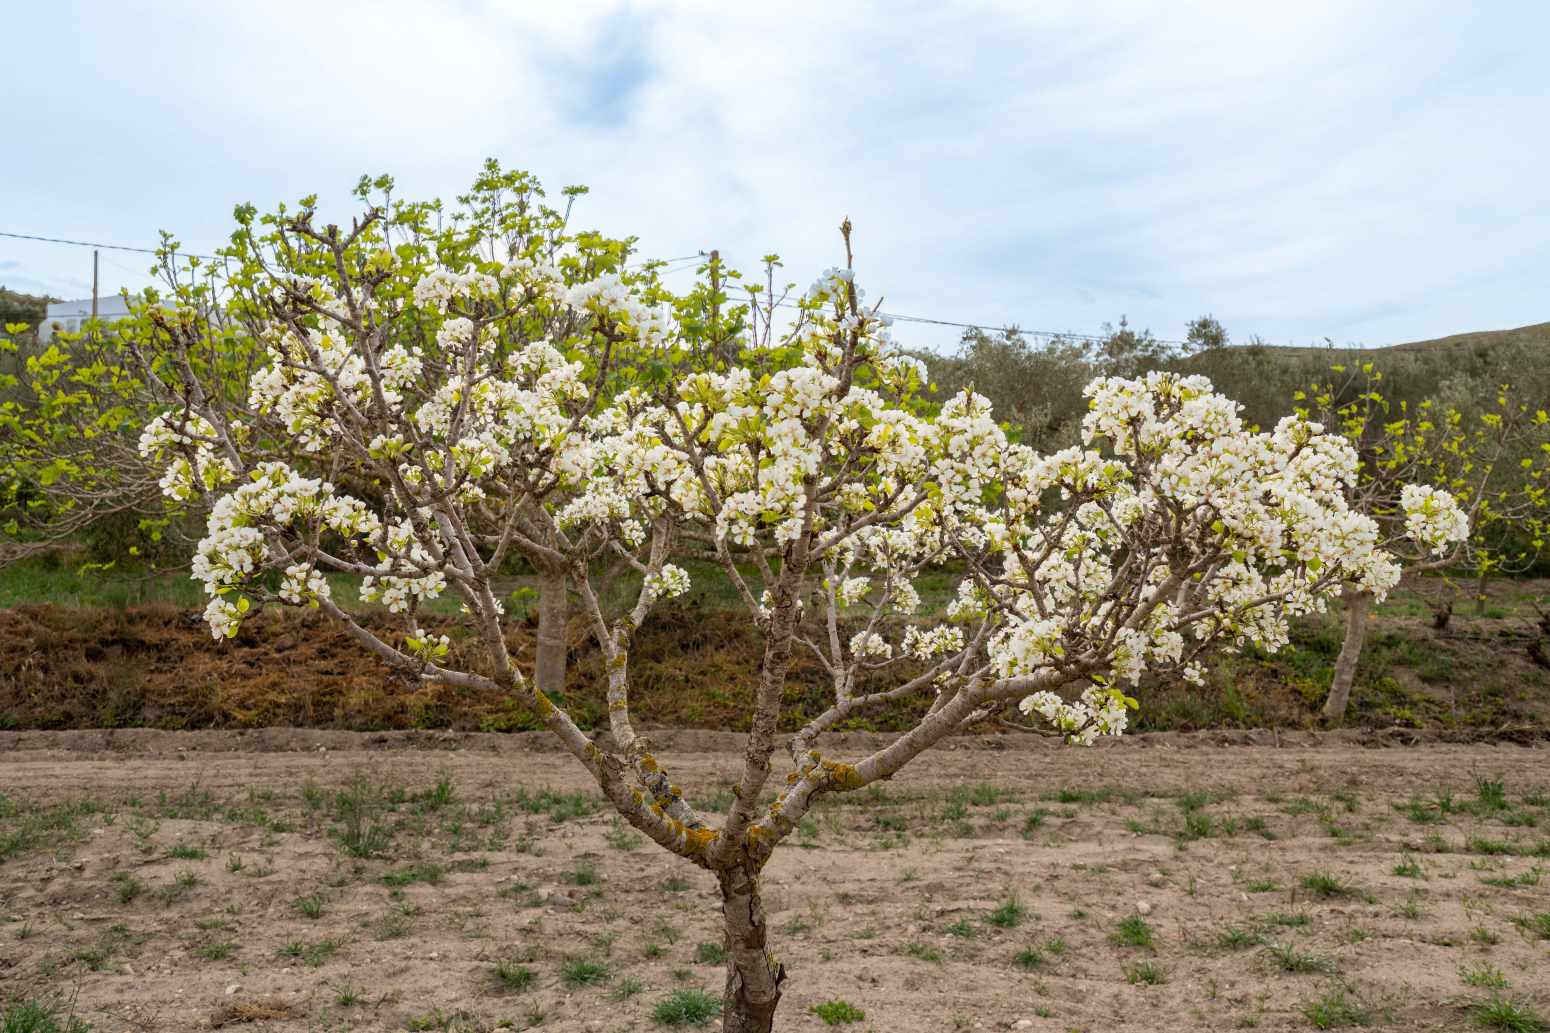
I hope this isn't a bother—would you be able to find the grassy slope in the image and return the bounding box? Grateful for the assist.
[1230,319,1550,359]
[1385,319,1550,354]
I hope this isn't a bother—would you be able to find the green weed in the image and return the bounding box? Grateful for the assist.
[1258,941,1333,973]
[811,1000,866,1025]
[651,988,719,1027]
[1123,960,1172,984]
[1110,914,1157,949]
[493,959,535,990]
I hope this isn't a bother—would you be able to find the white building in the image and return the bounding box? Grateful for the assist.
[39,295,133,341]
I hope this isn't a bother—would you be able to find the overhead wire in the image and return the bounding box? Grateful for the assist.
[0,230,221,261]
[4,230,1179,345]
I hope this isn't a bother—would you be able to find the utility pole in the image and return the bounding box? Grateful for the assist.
[707,249,722,367]
[92,250,98,320]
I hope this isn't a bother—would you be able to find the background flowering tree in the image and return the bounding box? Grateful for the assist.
[1296,364,1546,720]
[12,163,652,694]
[127,202,1465,1030]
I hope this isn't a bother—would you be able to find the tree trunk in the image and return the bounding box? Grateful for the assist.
[1321,588,1372,723]
[717,856,785,1033]
[1474,571,1489,616]
[534,566,568,703]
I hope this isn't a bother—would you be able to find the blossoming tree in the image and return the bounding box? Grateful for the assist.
[111,164,650,696]
[127,204,1465,1031]
[1295,365,1544,720]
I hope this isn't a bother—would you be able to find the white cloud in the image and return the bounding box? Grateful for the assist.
[1,0,1545,348]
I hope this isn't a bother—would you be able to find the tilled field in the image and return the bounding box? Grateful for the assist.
[0,728,1547,1032]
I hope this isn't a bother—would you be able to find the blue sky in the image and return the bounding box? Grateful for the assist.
[3,0,1547,351]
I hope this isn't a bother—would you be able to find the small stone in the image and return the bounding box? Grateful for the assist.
[70,911,85,919]
[225,984,242,996]
[281,967,292,974]
[121,964,135,976]
[428,952,440,960]
[1135,901,1152,916]
[1013,1022,1034,1030]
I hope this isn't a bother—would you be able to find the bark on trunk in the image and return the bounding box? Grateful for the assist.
[1474,571,1489,616]
[717,857,784,1033]
[1321,588,1372,723]
[534,567,568,702]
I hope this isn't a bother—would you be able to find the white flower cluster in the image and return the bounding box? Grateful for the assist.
[411,268,500,312]
[1400,484,1470,552]
[848,630,892,660]
[138,412,235,500]
[564,273,670,347]
[901,625,964,659]
[1018,686,1134,745]
[835,577,872,606]
[248,326,421,453]
[644,564,692,601]
[187,463,378,638]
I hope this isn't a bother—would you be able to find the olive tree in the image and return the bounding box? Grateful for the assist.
[127,202,1463,1030]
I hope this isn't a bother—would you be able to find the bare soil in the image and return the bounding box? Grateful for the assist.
[1,728,1548,1033]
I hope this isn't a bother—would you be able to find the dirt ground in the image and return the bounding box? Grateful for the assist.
[1,727,1548,1033]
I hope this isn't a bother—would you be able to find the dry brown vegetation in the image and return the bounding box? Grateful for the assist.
[3,586,1550,741]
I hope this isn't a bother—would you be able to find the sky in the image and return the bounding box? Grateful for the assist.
[2,0,1547,352]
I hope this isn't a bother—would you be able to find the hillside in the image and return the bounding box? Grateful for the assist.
[1385,319,1550,354]
[1224,319,1550,359]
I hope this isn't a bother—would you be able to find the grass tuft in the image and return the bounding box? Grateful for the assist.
[1298,980,1393,1029]
[810,1000,866,1025]
[559,954,610,987]
[1258,941,1333,973]
[651,988,720,1027]
[1123,960,1172,985]
[1469,991,1544,1033]
[1012,943,1045,969]
[493,959,535,990]
[1110,914,1157,949]
[987,893,1028,929]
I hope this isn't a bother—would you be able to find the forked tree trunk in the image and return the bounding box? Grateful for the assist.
[1321,588,1372,723]
[534,566,568,702]
[717,855,785,1033]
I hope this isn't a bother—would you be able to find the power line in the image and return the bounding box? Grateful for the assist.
[648,251,1186,346]
[4,229,1181,346]
[0,231,221,261]
[4,230,697,272]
